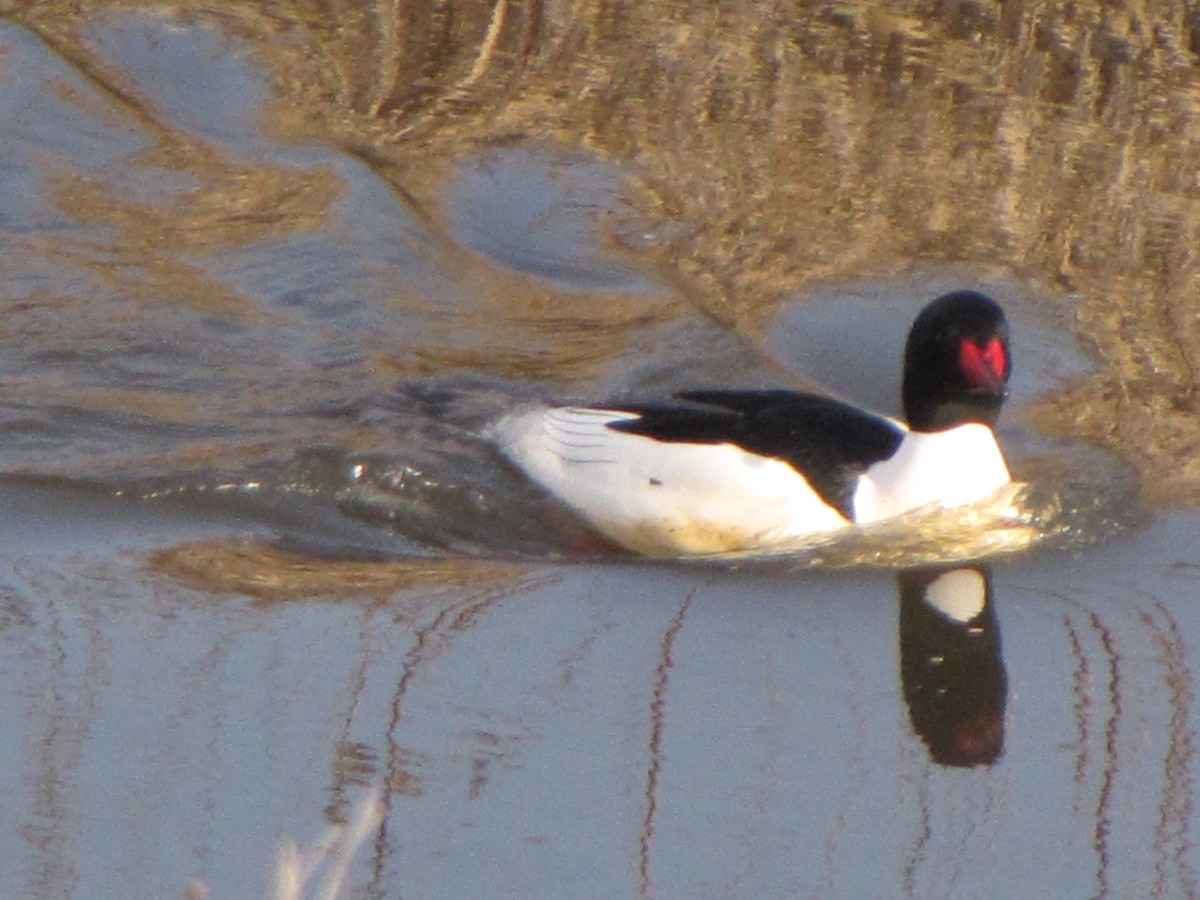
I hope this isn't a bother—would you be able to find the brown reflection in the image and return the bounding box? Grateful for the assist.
[8,2,1200,498]
[151,531,538,895]
[898,565,1007,768]
[1045,586,1200,896]
[639,585,697,900]
[151,529,552,873]
[1062,606,1119,896]
[1141,599,1200,897]
[149,536,532,603]
[0,9,681,483]
[364,570,530,896]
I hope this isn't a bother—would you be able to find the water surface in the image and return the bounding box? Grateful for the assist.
[2,5,1200,899]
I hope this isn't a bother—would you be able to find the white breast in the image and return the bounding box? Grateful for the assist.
[493,406,850,556]
[852,424,1010,525]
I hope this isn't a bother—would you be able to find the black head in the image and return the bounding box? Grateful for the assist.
[901,291,1010,432]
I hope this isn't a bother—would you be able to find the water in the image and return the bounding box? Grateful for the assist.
[2,5,1200,898]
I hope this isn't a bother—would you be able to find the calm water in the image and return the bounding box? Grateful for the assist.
[3,5,1200,899]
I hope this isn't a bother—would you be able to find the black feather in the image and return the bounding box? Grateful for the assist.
[605,390,903,518]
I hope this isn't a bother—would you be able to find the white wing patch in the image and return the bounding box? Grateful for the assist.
[493,406,849,556]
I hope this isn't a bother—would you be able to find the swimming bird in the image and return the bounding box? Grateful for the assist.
[494,290,1012,556]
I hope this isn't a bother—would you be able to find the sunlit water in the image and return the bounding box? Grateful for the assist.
[2,7,1200,900]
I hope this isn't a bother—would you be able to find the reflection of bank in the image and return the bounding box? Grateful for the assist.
[898,566,1007,768]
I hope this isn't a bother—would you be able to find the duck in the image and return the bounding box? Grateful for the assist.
[493,290,1012,557]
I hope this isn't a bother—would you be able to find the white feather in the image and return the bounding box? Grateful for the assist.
[853,424,1010,525]
[493,406,849,556]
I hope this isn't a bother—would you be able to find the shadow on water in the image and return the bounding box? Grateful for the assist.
[3,3,1200,898]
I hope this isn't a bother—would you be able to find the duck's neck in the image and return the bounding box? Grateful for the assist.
[902,393,1003,433]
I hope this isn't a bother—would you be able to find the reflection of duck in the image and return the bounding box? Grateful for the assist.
[898,566,1007,768]
[494,291,1012,555]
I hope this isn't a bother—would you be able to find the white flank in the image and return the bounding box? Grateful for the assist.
[853,423,1010,525]
[493,406,849,556]
[924,568,988,623]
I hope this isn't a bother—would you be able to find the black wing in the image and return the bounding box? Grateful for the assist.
[605,389,903,518]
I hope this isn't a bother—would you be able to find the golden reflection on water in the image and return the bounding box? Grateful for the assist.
[150,536,539,602]
[702,480,1053,568]
[8,0,1200,500]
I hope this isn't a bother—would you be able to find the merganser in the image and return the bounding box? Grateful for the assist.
[494,290,1012,556]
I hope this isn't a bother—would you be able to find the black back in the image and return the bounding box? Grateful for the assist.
[607,389,903,518]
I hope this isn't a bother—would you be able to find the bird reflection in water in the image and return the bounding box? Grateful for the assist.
[897,565,1007,768]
